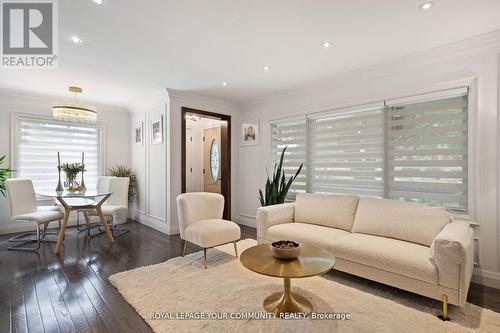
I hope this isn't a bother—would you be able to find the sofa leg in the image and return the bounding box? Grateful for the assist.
[437,294,450,321]
[203,248,207,269]
[233,241,238,258]
[182,240,187,257]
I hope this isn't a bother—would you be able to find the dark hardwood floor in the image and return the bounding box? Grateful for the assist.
[0,220,498,332]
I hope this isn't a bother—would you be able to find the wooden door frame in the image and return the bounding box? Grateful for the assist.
[181,107,231,219]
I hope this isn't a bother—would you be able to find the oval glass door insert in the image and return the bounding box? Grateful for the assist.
[210,139,220,183]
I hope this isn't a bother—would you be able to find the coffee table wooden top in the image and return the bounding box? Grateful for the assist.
[240,243,335,279]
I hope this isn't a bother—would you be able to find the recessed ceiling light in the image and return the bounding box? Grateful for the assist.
[69,35,83,44]
[263,66,270,71]
[420,1,434,10]
[322,41,332,48]
[222,81,228,86]
[92,0,104,5]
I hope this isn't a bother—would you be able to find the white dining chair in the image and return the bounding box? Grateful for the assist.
[75,176,113,232]
[6,179,64,252]
[176,192,240,268]
[84,176,130,238]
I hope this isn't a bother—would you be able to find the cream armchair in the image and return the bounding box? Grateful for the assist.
[176,192,240,268]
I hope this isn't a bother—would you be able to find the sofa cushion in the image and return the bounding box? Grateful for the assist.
[266,222,349,254]
[294,193,359,231]
[334,233,438,284]
[352,198,449,246]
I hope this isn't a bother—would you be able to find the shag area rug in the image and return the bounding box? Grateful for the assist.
[109,239,500,333]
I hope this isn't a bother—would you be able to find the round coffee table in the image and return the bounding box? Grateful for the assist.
[240,243,335,314]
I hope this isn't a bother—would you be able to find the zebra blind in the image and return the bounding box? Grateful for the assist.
[308,105,385,196]
[16,117,101,192]
[386,92,468,212]
[269,87,469,213]
[271,117,307,197]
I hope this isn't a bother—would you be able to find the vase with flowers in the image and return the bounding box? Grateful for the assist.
[61,162,86,192]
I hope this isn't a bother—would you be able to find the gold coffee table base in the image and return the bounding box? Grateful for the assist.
[263,277,312,314]
[240,244,335,315]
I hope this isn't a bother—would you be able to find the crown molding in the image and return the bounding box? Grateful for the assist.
[166,88,238,110]
[241,30,500,109]
[0,88,130,115]
[129,89,168,113]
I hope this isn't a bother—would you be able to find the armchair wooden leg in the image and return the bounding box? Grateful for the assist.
[233,241,238,258]
[182,240,187,257]
[203,248,207,269]
[437,294,450,321]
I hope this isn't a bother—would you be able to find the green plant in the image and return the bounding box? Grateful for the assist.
[0,155,13,197]
[106,165,136,206]
[258,146,303,206]
[61,162,85,190]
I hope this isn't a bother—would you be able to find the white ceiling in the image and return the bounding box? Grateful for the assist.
[1,0,500,109]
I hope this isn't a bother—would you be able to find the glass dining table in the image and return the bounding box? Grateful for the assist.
[36,190,115,255]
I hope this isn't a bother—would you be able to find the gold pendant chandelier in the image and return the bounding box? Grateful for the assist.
[53,86,97,123]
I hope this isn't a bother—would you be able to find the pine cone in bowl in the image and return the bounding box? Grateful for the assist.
[271,240,301,259]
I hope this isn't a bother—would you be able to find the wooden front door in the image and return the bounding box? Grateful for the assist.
[203,125,221,193]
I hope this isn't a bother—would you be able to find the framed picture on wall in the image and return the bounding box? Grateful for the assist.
[135,122,144,146]
[151,115,163,144]
[241,119,259,146]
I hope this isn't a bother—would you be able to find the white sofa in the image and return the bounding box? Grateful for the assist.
[257,193,474,311]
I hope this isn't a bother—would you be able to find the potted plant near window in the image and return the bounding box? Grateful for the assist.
[0,155,13,197]
[106,165,137,206]
[258,146,303,206]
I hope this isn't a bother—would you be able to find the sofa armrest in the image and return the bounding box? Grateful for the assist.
[431,220,474,264]
[256,203,295,243]
[431,220,474,306]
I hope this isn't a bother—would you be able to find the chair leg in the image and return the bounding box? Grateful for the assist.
[76,210,84,231]
[437,294,450,321]
[233,240,238,258]
[94,216,129,238]
[80,211,100,234]
[203,248,207,269]
[77,210,93,232]
[8,231,37,243]
[8,224,42,252]
[8,221,57,246]
[108,217,130,238]
[39,223,56,242]
[182,240,187,257]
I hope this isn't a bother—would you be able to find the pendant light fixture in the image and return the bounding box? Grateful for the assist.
[53,86,97,123]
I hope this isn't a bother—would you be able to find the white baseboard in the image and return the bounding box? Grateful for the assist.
[472,268,500,289]
[236,215,256,228]
[131,211,178,235]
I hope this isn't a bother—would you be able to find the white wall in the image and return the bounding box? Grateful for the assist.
[238,32,500,288]
[129,90,242,235]
[0,89,131,234]
[129,92,169,234]
[166,89,243,234]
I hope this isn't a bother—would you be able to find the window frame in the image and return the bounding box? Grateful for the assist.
[268,80,477,220]
[10,112,106,195]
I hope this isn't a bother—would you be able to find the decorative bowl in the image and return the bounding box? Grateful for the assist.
[271,240,301,260]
